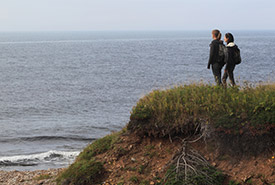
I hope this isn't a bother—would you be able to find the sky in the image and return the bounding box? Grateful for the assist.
[0,0,274,31]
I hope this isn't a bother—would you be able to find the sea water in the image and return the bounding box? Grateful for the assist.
[0,31,274,170]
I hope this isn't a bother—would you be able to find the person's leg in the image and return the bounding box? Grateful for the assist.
[228,65,236,86]
[222,69,228,87]
[212,63,222,85]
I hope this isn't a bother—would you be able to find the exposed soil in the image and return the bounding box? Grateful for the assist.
[96,131,275,184]
[215,127,275,157]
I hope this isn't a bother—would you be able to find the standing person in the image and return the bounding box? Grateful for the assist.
[222,33,241,86]
[207,29,226,85]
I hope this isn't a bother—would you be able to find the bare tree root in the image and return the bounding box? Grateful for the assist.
[165,122,221,184]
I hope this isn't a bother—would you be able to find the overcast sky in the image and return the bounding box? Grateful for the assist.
[0,0,274,31]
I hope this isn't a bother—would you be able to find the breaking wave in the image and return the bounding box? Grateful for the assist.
[0,150,80,167]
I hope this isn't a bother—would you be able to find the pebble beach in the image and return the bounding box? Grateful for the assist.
[0,168,63,185]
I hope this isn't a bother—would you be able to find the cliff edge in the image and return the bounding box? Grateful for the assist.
[57,83,275,185]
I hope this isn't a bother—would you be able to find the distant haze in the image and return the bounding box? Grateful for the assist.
[0,0,274,31]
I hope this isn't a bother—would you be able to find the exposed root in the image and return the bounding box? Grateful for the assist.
[165,122,221,184]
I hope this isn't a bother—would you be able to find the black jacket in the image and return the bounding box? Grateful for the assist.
[224,42,239,70]
[207,40,225,68]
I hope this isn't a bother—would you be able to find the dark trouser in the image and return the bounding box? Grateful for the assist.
[222,65,236,86]
[211,63,223,85]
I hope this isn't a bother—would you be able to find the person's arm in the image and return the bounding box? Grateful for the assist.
[207,41,217,69]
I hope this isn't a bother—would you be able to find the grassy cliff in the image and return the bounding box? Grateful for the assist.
[57,83,275,185]
[129,83,275,137]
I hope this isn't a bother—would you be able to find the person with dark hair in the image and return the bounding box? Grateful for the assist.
[222,33,240,86]
[207,29,225,85]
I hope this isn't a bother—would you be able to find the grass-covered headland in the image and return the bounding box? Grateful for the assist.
[128,83,275,137]
[57,83,275,185]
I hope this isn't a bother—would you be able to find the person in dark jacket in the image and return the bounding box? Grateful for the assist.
[207,29,225,85]
[222,33,239,86]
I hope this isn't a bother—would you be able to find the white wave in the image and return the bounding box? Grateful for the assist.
[0,150,80,165]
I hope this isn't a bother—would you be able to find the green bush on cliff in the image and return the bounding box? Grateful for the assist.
[57,159,104,185]
[57,131,121,185]
[77,132,120,161]
[128,83,275,137]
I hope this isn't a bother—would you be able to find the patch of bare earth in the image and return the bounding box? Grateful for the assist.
[97,133,179,184]
[193,139,275,185]
[94,132,275,184]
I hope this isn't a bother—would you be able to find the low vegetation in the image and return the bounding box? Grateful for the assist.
[57,159,104,185]
[57,131,121,185]
[77,132,120,161]
[128,83,275,137]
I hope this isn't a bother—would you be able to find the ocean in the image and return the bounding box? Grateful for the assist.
[0,31,274,171]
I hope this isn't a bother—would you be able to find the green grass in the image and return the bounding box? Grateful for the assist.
[130,175,139,183]
[57,159,104,185]
[128,83,275,137]
[57,131,122,185]
[77,131,121,161]
[34,174,52,181]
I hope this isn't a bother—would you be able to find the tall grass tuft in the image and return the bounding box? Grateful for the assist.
[128,83,275,137]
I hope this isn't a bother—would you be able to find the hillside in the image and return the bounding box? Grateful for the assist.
[57,83,275,185]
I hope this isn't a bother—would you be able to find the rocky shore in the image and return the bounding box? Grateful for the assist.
[0,168,62,185]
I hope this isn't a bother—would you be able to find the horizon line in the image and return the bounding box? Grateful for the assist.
[0,29,275,33]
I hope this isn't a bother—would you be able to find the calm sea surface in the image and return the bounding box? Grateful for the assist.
[0,31,274,170]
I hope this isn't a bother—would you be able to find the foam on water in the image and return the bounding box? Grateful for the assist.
[0,150,80,167]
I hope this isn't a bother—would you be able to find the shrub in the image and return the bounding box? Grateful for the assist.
[57,131,122,184]
[57,159,105,185]
[77,132,120,161]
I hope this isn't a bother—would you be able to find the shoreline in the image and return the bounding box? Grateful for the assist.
[0,168,63,185]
